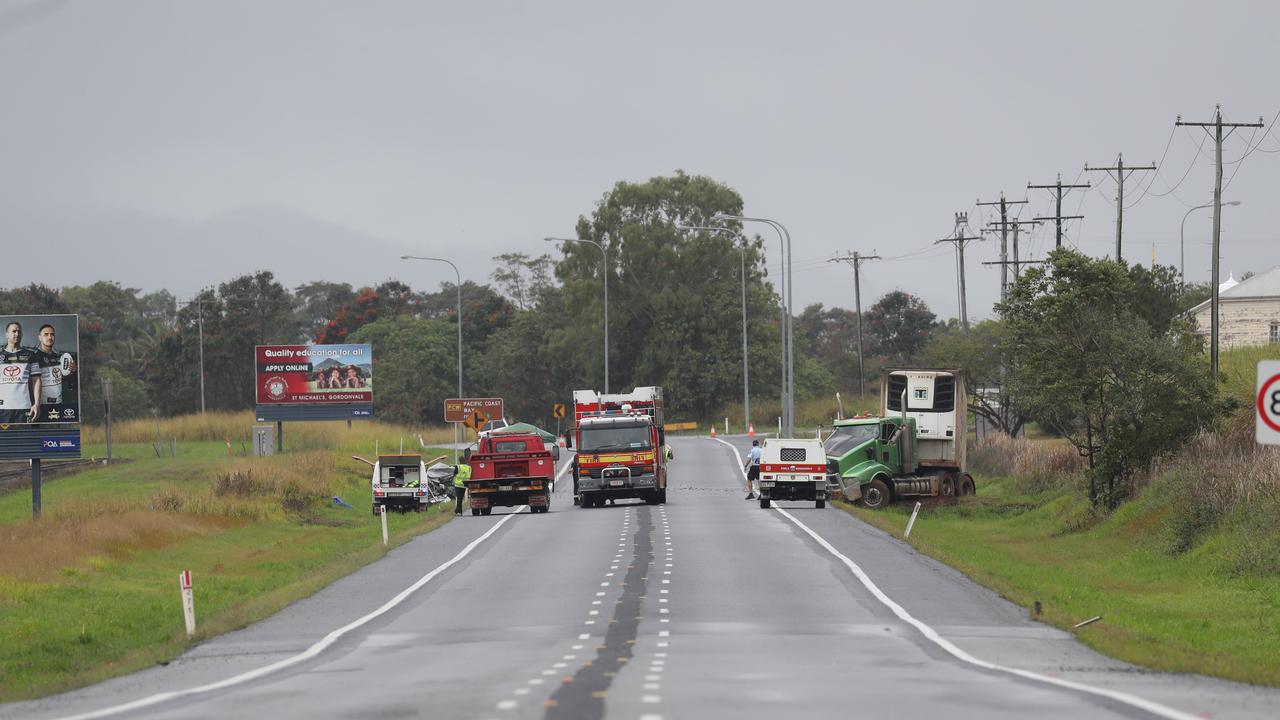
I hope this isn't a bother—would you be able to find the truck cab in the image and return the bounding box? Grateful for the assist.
[466,429,555,515]
[824,368,974,508]
[572,387,668,507]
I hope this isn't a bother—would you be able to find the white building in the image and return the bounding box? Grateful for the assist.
[1188,267,1280,347]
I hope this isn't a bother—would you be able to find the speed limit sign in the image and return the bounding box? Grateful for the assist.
[1256,361,1280,444]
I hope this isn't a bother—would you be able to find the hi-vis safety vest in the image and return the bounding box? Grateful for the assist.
[454,464,471,488]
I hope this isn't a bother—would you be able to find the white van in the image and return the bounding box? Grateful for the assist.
[758,438,828,509]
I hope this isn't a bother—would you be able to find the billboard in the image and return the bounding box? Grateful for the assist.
[0,314,80,425]
[255,344,373,405]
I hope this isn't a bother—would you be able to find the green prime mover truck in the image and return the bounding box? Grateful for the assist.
[826,368,975,509]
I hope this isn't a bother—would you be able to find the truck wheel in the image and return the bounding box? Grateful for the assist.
[759,497,771,509]
[371,504,380,517]
[658,488,667,504]
[863,479,892,510]
[816,499,826,509]
[481,507,492,516]
[471,508,480,516]
[579,494,592,509]
[939,473,956,497]
[960,474,976,496]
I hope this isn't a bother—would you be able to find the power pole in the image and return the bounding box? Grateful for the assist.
[977,194,1029,302]
[1083,154,1156,262]
[1028,174,1090,248]
[1176,106,1264,380]
[936,213,981,330]
[828,251,881,398]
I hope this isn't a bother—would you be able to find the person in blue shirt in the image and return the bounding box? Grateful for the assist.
[743,440,761,500]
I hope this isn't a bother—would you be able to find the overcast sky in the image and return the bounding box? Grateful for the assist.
[2,0,1277,321]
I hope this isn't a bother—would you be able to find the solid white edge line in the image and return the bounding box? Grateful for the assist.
[707,436,1199,720]
[56,500,532,720]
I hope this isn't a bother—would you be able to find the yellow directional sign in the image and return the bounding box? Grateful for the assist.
[553,403,566,419]
[463,411,489,431]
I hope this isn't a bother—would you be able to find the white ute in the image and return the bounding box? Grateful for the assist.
[757,438,828,509]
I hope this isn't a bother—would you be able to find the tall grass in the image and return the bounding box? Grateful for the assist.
[81,411,459,453]
[969,434,1084,494]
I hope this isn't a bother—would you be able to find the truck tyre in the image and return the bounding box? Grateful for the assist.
[471,508,481,516]
[759,497,771,509]
[816,499,826,509]
[481,507,492,516]
[939,473,956,497]
[863,478,892,510]
[960,474,976,496]
[658,488,667,504]
[579,493,592,509]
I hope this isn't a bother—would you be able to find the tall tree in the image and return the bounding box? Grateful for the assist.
[999,250,1222,507]
[294,281,355,340]
[863,291,936,365]
[559,171,783,418]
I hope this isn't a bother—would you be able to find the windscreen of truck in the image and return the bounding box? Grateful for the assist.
[824,424,878,456]
[493,440,528,453]
[579,425,651,452]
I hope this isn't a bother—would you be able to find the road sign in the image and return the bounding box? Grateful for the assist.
[553,403,566,419]
[463,410,489,431]
[1257,361,1280,444]
[444,397,504,423]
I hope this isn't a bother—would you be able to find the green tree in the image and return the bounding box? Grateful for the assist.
[560,171,784,418]
[863,291,936,365]
[349,316,456,426]
[294,281,355,341]
[999,250,1222,507]
[63,282,174,422]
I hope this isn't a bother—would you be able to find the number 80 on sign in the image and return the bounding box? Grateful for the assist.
[1255,361,1280,445]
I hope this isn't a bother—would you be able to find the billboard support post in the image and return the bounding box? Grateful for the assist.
[276,421,283,453]
[31,459,41,520]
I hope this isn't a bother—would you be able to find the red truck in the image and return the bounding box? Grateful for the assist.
[571,386,669,507]
[465,428,555,515]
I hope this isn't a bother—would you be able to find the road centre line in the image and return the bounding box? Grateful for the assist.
[52,479,544,720]
[707,436,1200,720]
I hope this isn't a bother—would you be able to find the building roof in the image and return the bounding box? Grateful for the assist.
[1188,266,1280,315]
[1220,272,1239,294]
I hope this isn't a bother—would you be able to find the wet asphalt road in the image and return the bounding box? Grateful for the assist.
[4,436,1280,720]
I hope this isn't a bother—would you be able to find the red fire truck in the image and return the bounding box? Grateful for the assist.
[571,387,670,507]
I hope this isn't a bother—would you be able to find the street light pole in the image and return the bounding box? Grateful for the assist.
[1180,201,1240,288]
[178,297,207,414]
[679,225,751,433]
[546,237,609,394]
[401,255,464,460]
[714,214,794,437]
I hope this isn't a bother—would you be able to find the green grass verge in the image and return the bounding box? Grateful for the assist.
[837,478,1280,688]
[0,442,457,702]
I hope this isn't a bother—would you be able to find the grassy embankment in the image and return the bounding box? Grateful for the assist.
[0,413,463,702]
[840,346,1280,687]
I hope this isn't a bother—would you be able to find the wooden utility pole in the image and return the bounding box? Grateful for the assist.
[936,213,981,330]
[828,251,881,398]
[977,194,1029,302]
[985,218,1043,286]
[1084,154,1156,262]
[1176,106,1264,380]
[1028,174,1090,248]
